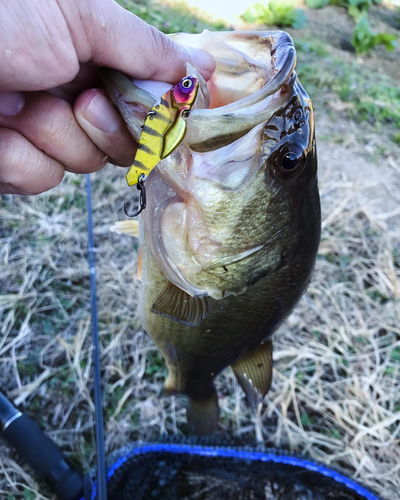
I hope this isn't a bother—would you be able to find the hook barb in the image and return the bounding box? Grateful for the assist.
[124,174,147,218]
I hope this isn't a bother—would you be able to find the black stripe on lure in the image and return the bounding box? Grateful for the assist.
[124,75,199,217]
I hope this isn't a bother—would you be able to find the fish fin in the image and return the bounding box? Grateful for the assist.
[159,384,178,398]
[135,248,142,281]
[231,340,273,408]
[110,220,139,238]
[187,391,219,437]
[151,281,208,326]
[161,370,180,396]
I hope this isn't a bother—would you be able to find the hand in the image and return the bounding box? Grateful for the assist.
[0,0,215,195]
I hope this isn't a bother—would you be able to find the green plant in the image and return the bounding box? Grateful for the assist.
[119,0,227,34]
[241,1,307,29]
[351,14,397,54]
[305,0,330,8]
[347,0,371,19]
[329,0,372,19]
[297,53,400,129]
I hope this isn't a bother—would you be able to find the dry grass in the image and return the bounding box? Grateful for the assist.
[1,120,399,500]
[1,10,400,500]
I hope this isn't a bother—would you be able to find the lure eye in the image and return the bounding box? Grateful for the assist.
[181,78,193,89]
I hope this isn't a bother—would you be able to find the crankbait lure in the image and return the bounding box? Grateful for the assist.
[127,75,198,186]
[124,75,198,217]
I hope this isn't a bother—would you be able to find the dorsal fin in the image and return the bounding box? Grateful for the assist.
[231,340,273,408]
[151,281,208,326]
[110,220,139,238]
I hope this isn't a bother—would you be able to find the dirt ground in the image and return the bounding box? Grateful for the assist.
[0,2,399,500]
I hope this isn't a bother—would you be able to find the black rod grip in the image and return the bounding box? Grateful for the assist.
[0,392,89,500]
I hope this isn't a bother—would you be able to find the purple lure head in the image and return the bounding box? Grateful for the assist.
[173,76,198,104]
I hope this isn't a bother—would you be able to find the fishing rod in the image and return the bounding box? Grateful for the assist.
[0,391,89,500]
[86,173,108,500]
[0,174,107,500]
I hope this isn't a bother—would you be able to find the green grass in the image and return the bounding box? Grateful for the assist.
[241,1,307,29]
[296,43,400,132]
[351,14,397,54]
[1,2,400,500]
[119,0,227,33]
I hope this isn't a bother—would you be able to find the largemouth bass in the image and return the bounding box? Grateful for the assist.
[105,30,321,436]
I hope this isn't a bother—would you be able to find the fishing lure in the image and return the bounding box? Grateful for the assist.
[124,75,198,217]
[126,75,199,187]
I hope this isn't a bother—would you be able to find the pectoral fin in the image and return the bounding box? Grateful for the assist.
[110,220,139,238]
[151,281,208,326]
[231,340,273,408]
[136,248,142,281]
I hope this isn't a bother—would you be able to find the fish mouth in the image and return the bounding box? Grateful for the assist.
[101,30,296,152]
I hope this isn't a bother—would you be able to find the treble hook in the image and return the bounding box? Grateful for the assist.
[124,174,147,217]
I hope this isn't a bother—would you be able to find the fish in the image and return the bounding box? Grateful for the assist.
[104,30,321,436]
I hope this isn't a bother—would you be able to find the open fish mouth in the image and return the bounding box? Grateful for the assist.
[102,30,315,300]
[175,30,297,152]
[101,30,298,153]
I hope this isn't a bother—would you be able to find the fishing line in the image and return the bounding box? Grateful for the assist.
[86,174,108,500]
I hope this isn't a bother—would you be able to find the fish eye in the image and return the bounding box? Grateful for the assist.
[274,145,305,178]
[282,152,299,171]
[182,109,190,119]
[182,78,193,89]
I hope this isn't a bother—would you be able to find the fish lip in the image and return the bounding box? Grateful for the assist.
[101,30,296,115]
[190,30,296,118]
[182,31,298,151]
[99,68,157,109]
[100,31,298,150]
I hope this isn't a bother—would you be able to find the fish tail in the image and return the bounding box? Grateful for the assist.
[187,389,219,437]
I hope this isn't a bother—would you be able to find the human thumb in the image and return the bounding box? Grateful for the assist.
[60,0,216,83]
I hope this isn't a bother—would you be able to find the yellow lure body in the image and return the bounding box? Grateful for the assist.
[126,76,199,186]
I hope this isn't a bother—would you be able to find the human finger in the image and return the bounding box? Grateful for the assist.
[58,0,216,83]
[74,89,137,167]
[0,127,64,195]
[0,92,108,174]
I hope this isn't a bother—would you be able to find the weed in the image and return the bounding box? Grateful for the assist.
[119,0,227,34]
[241,1,306,29]
[390,348,400,362]
[297,56,400,130]
[1,2,400,500]
[351,14,397,54]
[293,37,330,57]
[306,0,398,55]
[305,0,330,9]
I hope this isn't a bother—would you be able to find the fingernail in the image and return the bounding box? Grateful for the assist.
[81,90,121,133]
[186,47,216,76]
[0,91,25,116]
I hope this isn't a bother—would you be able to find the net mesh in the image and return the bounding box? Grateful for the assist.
[100,440,380,500]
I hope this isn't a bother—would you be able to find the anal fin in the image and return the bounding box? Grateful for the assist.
[231,340,273,408]
[151,281,208,326]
